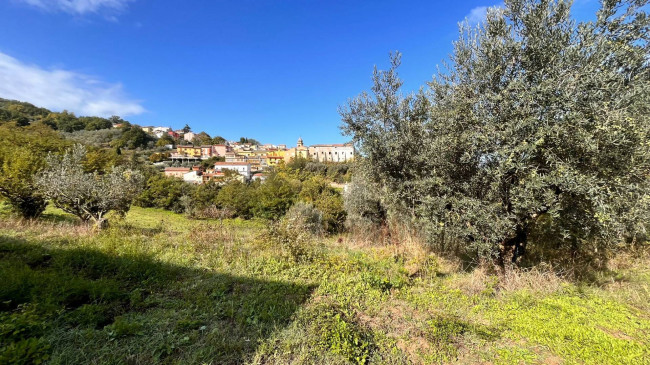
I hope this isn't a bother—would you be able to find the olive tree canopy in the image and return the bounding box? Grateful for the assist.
[341,0,650,263]
[36,145,144,228]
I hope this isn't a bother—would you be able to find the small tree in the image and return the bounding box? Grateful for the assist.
[36,145,144,228]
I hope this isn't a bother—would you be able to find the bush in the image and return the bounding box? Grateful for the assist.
[252,175,298,220]
[299,176,347,233]
[135,174,193,213]
[344,173,386,231]
[216,180,255,218]
[0,124,68,218]
[282,202,323,236]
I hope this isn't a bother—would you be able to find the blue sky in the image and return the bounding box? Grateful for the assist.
[0,0,600,145]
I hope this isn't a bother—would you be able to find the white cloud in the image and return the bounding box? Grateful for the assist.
[466,6,489,25]
[464,4,502,25]
[0,52,145,117]
[17,0,133,15]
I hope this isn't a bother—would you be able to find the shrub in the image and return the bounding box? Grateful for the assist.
[0,124,68,218]
[252,175,298,220]
[135,173,193,213]
[344,172,386,231]
[282,202,323,236]
[216,180,255,218]
[299,176,347,233]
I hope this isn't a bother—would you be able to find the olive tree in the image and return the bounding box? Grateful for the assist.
[341,0,650,264]
[36,145,144,228]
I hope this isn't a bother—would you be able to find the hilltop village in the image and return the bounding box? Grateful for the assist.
[142,126,354,184]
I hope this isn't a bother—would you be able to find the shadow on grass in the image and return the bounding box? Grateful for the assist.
[0,235,313,364]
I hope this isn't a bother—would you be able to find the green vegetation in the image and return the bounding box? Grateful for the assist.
[1,205,648,364]
[1,1,649,363]
[135,163,347,232]
[36,145,144,229]
[341,0,650,266]
[0,124,69,218]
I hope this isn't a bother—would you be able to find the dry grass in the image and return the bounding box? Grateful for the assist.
[497,265,567,295]
[0,217,93,240]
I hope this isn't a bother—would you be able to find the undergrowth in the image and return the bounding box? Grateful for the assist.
[0,205,649,364]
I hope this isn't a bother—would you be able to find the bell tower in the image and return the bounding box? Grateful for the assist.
[297,136,304,147]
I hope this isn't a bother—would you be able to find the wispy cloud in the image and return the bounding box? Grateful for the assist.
[17,0,133,15]
[464,4,502,25]
[0,52,145,117]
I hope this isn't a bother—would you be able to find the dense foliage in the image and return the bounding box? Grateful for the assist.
[341,0,650,263]
[0,124,69,218]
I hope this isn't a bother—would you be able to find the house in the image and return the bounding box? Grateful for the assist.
[251,173,266,181]
[141,126,154,133]
[308,144,355,162]
[200,146,213,159]
[184,132,196,142]
[201,172,225,183]
[176,145,202,157]
[164,167,191,178]
[213,162,251,180]
[168,131,181,139]
[153,127,172,138]
[211,144,229,156]
[264,155,284,167]
[183,170,203,184]
[225,153,248,163]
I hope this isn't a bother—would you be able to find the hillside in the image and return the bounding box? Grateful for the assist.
[1,205,648,364]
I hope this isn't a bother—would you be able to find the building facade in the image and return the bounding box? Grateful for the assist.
[164,167,191,178]
[213,162,252,180]
[308,144,354,162]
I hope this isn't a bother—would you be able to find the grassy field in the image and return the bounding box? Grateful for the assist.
[1,205,649,364]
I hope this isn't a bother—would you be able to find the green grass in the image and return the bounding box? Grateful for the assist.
[1,206,649,364]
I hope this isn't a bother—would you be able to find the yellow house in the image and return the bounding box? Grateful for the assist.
[176,145,202,157]
[265,155,285,166]
[267,149,286,158]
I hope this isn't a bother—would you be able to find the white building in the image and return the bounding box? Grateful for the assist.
[308,144,355,162]
[182,170,203,184]
[184,132,196,142]
[213,162,251,180]
[153,127,172,138]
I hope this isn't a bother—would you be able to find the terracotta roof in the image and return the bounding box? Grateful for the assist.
[215,162,250,166]
[164,167,191,171]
